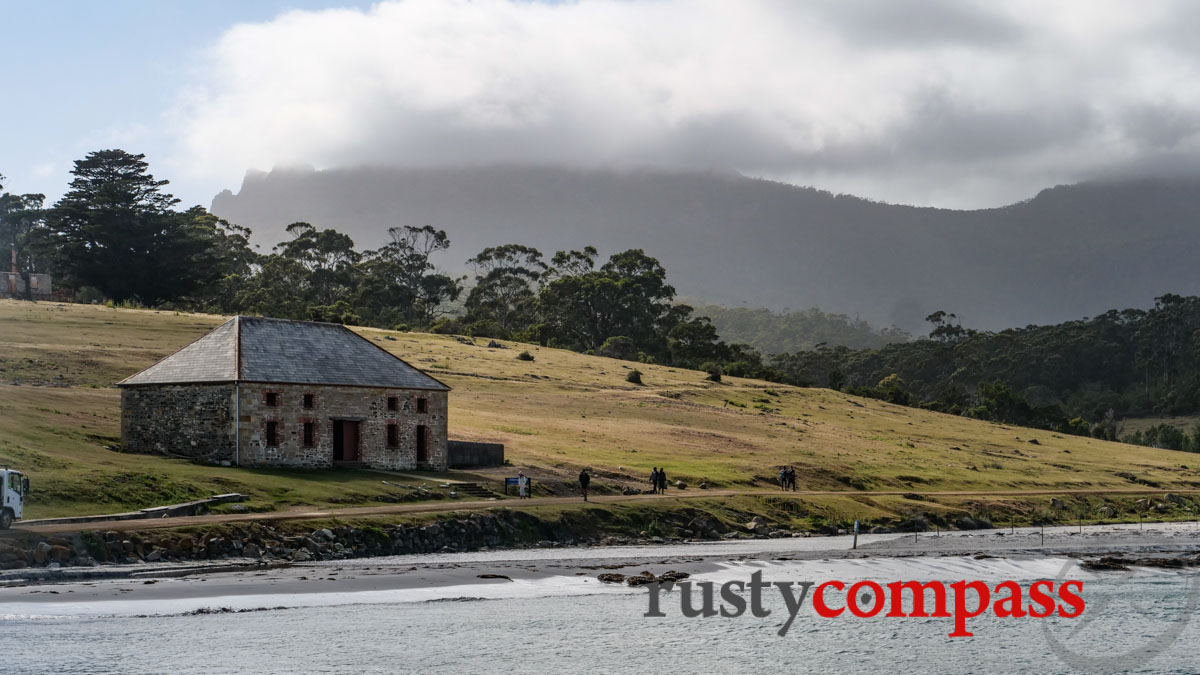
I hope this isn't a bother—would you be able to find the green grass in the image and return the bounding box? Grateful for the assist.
[4,299,1200,520]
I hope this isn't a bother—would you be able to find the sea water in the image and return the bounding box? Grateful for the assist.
[1,544,1197,674]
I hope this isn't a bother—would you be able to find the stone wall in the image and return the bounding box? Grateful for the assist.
[448,440,505,468]
[120,385,236,463]
[236,383,448,470]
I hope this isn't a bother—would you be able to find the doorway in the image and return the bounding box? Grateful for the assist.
[332,420,360,462]
[416,425,429,463]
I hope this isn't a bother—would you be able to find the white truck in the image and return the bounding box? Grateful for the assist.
[1,468,28,529]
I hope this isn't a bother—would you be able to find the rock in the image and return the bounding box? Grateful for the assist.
[242,543,261,558]
[869,526,892,534]
[698,482,708,489]
[1081,556,1131,571]
[49,546,72,563]
[744,516,769,535]
[598,573,626,583]
[675,481,687,490]
[1166,493,1188,505]
[769,530,790,538]
[658,570,690,583]
[954,516,978,530]
[313,528,336,541]
[145,548,163,562]
[626,571,657,586]
[32,542,51,564]
[1051,498,1066,510]
[290,549,312,562]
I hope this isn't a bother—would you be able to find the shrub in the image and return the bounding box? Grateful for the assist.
[626,369,643,385]
[724,361,751,378]
[598,336,638,360]
[700,362,723,382]
[517,350,535,362]
[430,318,464,334]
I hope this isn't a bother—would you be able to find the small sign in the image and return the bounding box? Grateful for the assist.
[504,476,532,495]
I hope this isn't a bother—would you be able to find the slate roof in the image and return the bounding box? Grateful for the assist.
[118,316,450,390]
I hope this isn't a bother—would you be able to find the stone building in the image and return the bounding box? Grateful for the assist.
[118,316,451,470]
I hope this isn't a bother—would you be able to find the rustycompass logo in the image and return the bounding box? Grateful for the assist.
[1041,559,1200,673]
[644,571,1085,638]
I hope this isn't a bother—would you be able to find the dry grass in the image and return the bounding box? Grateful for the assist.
[2,299,1199,519]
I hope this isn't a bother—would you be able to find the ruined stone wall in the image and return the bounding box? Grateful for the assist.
[120,385,236,463]
[236,384,448,470]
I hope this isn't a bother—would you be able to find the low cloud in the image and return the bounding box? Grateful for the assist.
[173,0,1200,208]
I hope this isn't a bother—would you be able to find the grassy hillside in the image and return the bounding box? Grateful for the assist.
[2,299,1199,520]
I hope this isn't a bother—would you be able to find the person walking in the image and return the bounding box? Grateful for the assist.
[789,467,797,491]
[650,467,660,494]
[658,467,668,494]
[518,471,529,499]
[579,468,591,501]
[779,467,787,491]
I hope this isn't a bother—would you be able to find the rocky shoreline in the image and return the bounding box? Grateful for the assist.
[0,508,771,573]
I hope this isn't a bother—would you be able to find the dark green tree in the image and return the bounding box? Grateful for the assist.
[47,150,219,304]
[463,244,546,335]
[0,187,48,299]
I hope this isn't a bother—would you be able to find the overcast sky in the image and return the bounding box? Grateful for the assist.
[4,0,1200,209]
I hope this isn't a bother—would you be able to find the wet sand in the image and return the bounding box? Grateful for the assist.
[2,522,1198,611]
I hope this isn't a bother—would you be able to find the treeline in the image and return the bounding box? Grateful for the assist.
[695,304,909,354]
[10,150,1200,450]
[1,150,770,377]
[769,300,1200,446]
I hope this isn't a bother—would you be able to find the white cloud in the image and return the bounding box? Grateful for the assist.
[172,0,1200,208]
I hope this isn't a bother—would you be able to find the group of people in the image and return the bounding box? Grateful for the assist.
[649,467,669,494]
[778,466,797,491]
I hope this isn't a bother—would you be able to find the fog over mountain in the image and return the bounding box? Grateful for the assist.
[211,165,1200,333]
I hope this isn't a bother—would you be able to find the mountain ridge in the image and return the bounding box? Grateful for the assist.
[211,165,1200,332]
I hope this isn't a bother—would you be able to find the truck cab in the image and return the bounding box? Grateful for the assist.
[1,469,28,529]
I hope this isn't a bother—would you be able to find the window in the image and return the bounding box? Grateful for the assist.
[265,392,279,407]
[303,422,314,447]
[303,394,314,409]
[387,423,399,448]
[417,398,428,414]
[265,421,278,446]
[387,396,398,411]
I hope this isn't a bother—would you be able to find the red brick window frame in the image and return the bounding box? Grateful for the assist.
[265,420,279,447]
[302,420,315,447]
[264,391,281,407]
[386,396,398,412]
[417,397,428,414]
[386,423,399,448]
[303,393,315,409]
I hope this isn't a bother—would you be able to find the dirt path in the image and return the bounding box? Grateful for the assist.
[11,486,1200,535]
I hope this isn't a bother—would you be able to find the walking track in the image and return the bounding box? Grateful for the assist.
[10,487,1200,535]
